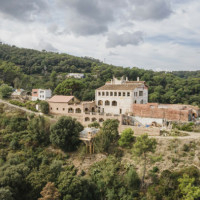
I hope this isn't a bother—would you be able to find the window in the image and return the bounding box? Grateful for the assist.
[85,117,90,122]
[105,100,110,106]
[56,108,58,110]
[99,118,104,122]
[127,92,130,96]
[134,92,138,97]
[76,108,81,113]
[139,91,143,96]
[98,100,103,106]
[98,92,101,96]
[123,92,126,96]
[118,92,121,96]
[114,92,117,96]
[51,107,52,110]
[102,92,105,96]
[112,101,117,106]
[68,108,74,113]
[92,118,97,122]
[106,92,109,96]
[110,92,113,96]
[63,108,65,111]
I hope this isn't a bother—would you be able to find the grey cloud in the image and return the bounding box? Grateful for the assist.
[106,31,143,48]
[38,41,57,52]
[57,0,125,35]
[130,0,172,20]
[0,0,47,21]
[108,51,119,56]
[56,0,173,36]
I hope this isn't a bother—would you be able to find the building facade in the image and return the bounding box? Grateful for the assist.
[32,89,52,101]
[95,76,148,115]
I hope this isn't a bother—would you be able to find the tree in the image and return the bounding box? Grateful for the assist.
[57,165,97,200]
[132,134,157,187]
[38,182,60,200]
[0,84,12,99]
[0,188,14,200]
[49,71,57,90]
[118,128,134,148]
[54,79,84,97]
[40,101,49,114]
[94,119,119,153]
[50,116,83,151]
[178,174,200,200]
[28,116,50,145]
[88,121,100,128]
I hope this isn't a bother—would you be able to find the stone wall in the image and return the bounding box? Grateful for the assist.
[119,125,160,136]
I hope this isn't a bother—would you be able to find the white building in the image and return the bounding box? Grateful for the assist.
[95,76,148,115]
[32,89,52,101]
[66,73,84,79]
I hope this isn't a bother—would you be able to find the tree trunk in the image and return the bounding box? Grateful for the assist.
[142,153,147,188]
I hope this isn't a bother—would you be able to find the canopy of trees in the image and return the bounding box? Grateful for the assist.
[0,43,199,105]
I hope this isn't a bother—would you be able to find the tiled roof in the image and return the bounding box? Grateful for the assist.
[96,83,143,90]
[48,95,74,103]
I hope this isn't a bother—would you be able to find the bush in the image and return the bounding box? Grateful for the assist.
[88,121,100,128]
[40,101,49,114]
[9,100,25,107]
[0,84,13,99]
[118,128,134,148]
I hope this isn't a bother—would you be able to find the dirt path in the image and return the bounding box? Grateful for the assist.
[0,98,41,115]
[150,131,200,140]
[0,98,57,122]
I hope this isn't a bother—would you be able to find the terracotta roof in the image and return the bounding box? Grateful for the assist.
[96,84,143,91]
[48,95,74,103]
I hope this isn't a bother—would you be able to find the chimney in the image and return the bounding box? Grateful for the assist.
[137,77,140,81]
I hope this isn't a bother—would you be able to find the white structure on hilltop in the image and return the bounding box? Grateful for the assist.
[66,73,84,79]
[95,76,148,115]
[32,89,52,101]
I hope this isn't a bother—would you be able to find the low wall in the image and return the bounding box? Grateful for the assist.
[134,116,163,126]
[119,125,160,136]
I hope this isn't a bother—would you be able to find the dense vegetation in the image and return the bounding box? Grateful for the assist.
[0,43,200,106]
[1,105,200,200]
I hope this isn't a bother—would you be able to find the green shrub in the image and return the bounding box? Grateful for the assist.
[39,101,49,114]
[9,100,25,107]
[118,128,134,148]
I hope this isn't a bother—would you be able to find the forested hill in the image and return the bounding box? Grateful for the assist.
[0,43,200,106]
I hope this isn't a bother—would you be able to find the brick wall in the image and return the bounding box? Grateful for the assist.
[132,103,192,122]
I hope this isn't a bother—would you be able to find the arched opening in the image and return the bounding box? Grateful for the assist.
[75,108,81,113]
[140,100,144,104]
[98,100,103,106]
[92,118,97,122]
[105,100,110,106]
[85,108,89,112]
[68,108,74,113]
[92,107,95,112]
[85,117,90,122]
[134,100,137,104]
[112,101,117,106]
[99,118,104,122]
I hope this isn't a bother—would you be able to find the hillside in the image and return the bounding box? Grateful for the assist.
[0,43,200,106]
[1,102,200,200]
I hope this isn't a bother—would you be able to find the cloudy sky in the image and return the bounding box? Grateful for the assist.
[0,0,200,71]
